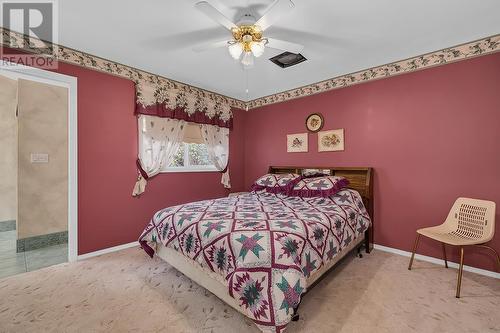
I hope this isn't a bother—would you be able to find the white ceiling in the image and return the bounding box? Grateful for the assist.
[57,0,500,101]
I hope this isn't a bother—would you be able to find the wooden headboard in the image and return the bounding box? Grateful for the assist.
[268,166,372,204]
[268,166,374,251]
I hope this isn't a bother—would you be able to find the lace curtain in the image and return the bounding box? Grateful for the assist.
[200,124,230,188]
[132,115,186,196]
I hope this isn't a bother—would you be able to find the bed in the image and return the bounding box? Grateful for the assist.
[139,166,373,333]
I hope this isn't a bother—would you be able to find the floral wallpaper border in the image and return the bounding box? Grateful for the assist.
[0,27,246,123]
[245,34,500,109]
[2,27,498,113]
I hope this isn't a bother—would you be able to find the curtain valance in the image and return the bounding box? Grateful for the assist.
[135,82,233,129]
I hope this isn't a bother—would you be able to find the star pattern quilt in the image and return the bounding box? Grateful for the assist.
[139,189,371,332]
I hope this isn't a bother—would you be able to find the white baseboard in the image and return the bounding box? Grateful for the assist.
[373,244,500,279]
[75,241,499,279]
[77,241,139,261]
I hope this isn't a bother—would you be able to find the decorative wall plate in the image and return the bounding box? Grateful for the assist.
[305,113,324,132]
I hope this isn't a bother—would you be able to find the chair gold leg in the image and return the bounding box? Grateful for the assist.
[408,234,421,270]
[493,248,500,270]
[456,247,464,298]
[473,244,500,271]
[442,243,448,268]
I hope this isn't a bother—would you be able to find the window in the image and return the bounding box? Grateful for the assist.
[166,142,217,172]
[138,116,220,174]
[163,122,216,172]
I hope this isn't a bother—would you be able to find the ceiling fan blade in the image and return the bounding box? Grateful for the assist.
[266,38,304,53]
[255,0,295,31]
[192,40,229,52]
[195,1,237,31]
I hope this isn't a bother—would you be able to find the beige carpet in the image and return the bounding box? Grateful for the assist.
[0,247,498,333]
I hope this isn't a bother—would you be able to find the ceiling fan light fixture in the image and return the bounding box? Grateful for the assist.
[241,51,254,67]
[228,42,243,59]
[250,41,265,57]
[194,1,303,69]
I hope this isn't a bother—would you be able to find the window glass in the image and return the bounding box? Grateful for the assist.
[170,143,185,167]
[138,117,218,172]
[167,142,216,171]
[188,143,211,166]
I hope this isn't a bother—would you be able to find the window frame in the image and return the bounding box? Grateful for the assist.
[138,117,218,174]
[163,142,218,173]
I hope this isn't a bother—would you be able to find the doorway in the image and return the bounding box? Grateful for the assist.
[0,63,77,279]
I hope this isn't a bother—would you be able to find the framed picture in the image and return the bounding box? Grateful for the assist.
[318,129,344,152]
[305,113,324,132]
[287,133,308,152]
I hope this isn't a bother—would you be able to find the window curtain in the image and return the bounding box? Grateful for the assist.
[200,123,230,188]
[132,115,186,196]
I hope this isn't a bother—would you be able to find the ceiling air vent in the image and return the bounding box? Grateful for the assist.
[269,52,307,68]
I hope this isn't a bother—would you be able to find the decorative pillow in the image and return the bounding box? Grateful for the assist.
[289,176,349,197]
[301,169,332,178]
[251,173,301,194]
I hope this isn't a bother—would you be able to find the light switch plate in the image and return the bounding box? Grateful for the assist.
[30,153,49,163]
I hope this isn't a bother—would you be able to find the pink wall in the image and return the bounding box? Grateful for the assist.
[4,46,499,272]
[68,64,246,254]
[1,47,246,255]
[243,53,500,272]
[61,62,246,254]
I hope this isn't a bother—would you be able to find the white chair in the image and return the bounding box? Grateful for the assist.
[408,197,499,298]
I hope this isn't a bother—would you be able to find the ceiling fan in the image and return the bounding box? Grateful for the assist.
[193,0,304,68]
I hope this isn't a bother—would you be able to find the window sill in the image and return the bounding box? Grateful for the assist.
[162,167,219,173]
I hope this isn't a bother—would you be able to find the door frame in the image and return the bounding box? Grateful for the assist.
[0,62,78,262]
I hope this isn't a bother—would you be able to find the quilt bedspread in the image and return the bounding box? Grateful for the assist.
[139,189,371,332]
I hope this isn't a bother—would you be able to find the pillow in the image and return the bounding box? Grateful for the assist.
[289,176,349,197]
[251,173,301,194]
[302,172,328,178]
[301,168,332,178]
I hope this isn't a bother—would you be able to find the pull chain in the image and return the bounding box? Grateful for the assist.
[245,68,249,111]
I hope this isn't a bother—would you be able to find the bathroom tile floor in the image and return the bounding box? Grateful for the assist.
[0,230,67,279]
